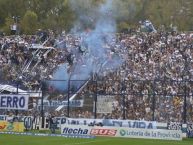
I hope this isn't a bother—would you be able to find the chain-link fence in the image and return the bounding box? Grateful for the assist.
[40,79,193,123]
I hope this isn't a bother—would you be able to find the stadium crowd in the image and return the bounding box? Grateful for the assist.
[0,30,193,123]
[95,31,193,123]
[79,31,193,123]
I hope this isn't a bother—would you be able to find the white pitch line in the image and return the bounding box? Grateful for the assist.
[63,139,111,145]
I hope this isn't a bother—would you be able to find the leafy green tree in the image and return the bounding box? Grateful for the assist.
[40,0,75,32]
[3,17,14,35]
[144,0,193,31]
[117,21,129,32]
[21,10,38,34]
[0,0,193,34]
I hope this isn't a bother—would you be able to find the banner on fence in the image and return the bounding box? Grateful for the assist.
[0,121,24,132]
[0,94,29,110]
[96,95,114,113]
[38,100,84,107]
[0,115,157,130]
[59,118,157,129]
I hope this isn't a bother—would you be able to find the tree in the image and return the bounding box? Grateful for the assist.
[39,0,75,32]
[2,17,14,35]
[21,10,38,34]
[117,21,129,32]
[143,0,193,31]
[0,0,193,34]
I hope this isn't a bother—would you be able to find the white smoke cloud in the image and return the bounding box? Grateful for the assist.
[52,0,124,91]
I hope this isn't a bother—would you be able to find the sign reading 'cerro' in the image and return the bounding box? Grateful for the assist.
[0,94,29,110]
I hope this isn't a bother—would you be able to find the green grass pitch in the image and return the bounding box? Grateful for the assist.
[1,134,193,145]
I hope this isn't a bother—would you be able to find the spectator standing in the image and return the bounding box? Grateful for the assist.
[49,115,56,134]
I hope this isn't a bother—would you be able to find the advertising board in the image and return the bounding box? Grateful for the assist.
[61,125,91,136]
[0,121,24,132]
[116,127,182,140]
[61,125,182,141]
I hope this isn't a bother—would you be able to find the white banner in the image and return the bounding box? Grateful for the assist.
[38,100,84,107]
[0,115,156,129]
[0,94,29,110]
[62,118,157,129]
[96,95,114,113]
